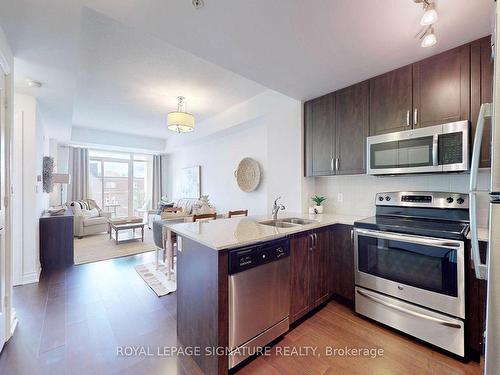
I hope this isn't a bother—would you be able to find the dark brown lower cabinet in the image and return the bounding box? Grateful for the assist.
[290,226,333,323]
[290,231,312,323]
[331,224,355,305]
[467,241,488,357]
[311,228,332,307]
[39,210,74,269]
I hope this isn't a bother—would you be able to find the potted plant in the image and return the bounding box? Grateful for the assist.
[311,195,326,214]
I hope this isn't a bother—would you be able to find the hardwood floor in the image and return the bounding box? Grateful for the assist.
[0,252,480,375]
[238,303,480,375]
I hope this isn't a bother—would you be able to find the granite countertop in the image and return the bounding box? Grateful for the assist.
[169,213,366,251]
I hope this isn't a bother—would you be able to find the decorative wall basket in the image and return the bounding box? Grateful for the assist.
[43,156,55,193]
[234,158,261,192]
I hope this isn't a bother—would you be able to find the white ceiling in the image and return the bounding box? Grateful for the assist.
[73,8,266,138]
[80,0,495,99]
[0,0,495,149]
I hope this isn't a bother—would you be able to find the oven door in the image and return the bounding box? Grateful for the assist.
[354,228,465,318]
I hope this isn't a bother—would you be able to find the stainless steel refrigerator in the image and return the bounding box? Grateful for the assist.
[469,3,500,373]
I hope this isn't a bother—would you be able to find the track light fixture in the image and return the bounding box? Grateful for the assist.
[414,0,438,47]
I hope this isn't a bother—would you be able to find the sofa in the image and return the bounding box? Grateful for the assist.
[159,198,198,220]
[69,199,112,238]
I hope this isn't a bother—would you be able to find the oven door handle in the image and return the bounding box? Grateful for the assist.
[354,228,462,248]
[356,289,462,329]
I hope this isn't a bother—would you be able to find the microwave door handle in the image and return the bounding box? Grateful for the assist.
[432,134,439,166]
[469,192,488,280]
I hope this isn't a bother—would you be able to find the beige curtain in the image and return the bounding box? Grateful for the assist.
[152,154,162,209]
[68,147,89,202]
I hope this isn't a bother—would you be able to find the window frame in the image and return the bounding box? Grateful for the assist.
[89,151,151,217]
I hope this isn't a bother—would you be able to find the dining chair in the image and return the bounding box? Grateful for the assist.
[228,209,248,218]
[193,213,217,222]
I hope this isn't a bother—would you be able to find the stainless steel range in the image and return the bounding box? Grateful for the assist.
[353,191,469,357]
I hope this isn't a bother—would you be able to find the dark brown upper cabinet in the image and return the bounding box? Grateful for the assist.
[304,82,368,177]
[335,81,369,175]
[471,35,494,168]
[305,36,492,176]
[369,65,413,135]
[413,44,470,128]
[304,93,335,176]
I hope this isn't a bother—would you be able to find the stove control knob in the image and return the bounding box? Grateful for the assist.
[457,197,464,204]
[446,197,454,204]
[385,196,391,201]
[378,196,384,202]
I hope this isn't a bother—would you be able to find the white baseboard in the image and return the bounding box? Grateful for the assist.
[9,309,18,339]
[21,268,41,285]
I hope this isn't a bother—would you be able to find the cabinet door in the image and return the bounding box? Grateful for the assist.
[290,232,312,323]
[310,228,332,307]
[413,44,470,128]
[304,94,335,176]
[471,35,493,168]
[332,225,355,305]
[369,65,413,135]
[335,81,369,175]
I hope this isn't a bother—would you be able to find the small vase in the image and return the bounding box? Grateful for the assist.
[314,205,324,214]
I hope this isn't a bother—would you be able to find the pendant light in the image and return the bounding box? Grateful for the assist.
[167,96,195,133]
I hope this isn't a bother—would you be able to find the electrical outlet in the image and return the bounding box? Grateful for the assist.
[337,192,343,202]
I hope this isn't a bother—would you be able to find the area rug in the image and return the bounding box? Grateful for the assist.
[74,229,156,265]
[134,262,177,297]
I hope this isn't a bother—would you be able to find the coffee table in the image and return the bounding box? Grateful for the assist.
[108,218,146,244]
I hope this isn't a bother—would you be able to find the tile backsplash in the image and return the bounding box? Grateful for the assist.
[314,170,491,227]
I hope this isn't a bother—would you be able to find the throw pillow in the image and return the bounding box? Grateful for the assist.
[81,208,99,219]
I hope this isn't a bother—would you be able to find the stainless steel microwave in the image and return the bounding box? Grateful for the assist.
[367,120,469,175]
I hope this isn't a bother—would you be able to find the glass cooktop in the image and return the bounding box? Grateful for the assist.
[354,215,470,240]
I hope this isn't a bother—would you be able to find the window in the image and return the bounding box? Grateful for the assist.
[89,150,153,218]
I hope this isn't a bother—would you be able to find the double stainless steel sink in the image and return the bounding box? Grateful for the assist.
[259,217,317,228]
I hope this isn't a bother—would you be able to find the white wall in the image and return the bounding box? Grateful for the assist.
[313,170,491,227]
[71,126,166,153]
[0,21,13,347]
[165,90,303,215]
[13,93,49,285]
[48,138,60,206]
[167,119,269,214]
[56,144,70,203]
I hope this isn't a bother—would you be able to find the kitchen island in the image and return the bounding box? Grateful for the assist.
[170,213,363,375]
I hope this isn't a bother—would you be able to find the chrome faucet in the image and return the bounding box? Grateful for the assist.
[272,196,286,220]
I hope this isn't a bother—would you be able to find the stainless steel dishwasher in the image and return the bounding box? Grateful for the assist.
[228,238,290,369]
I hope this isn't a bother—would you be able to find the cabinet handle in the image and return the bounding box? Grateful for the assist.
[335,158,340,171]
[414,108,418,126]
[309,234,314,251]
[314,233,317,249]
[330,157,334,171]
[406,110,410,127]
